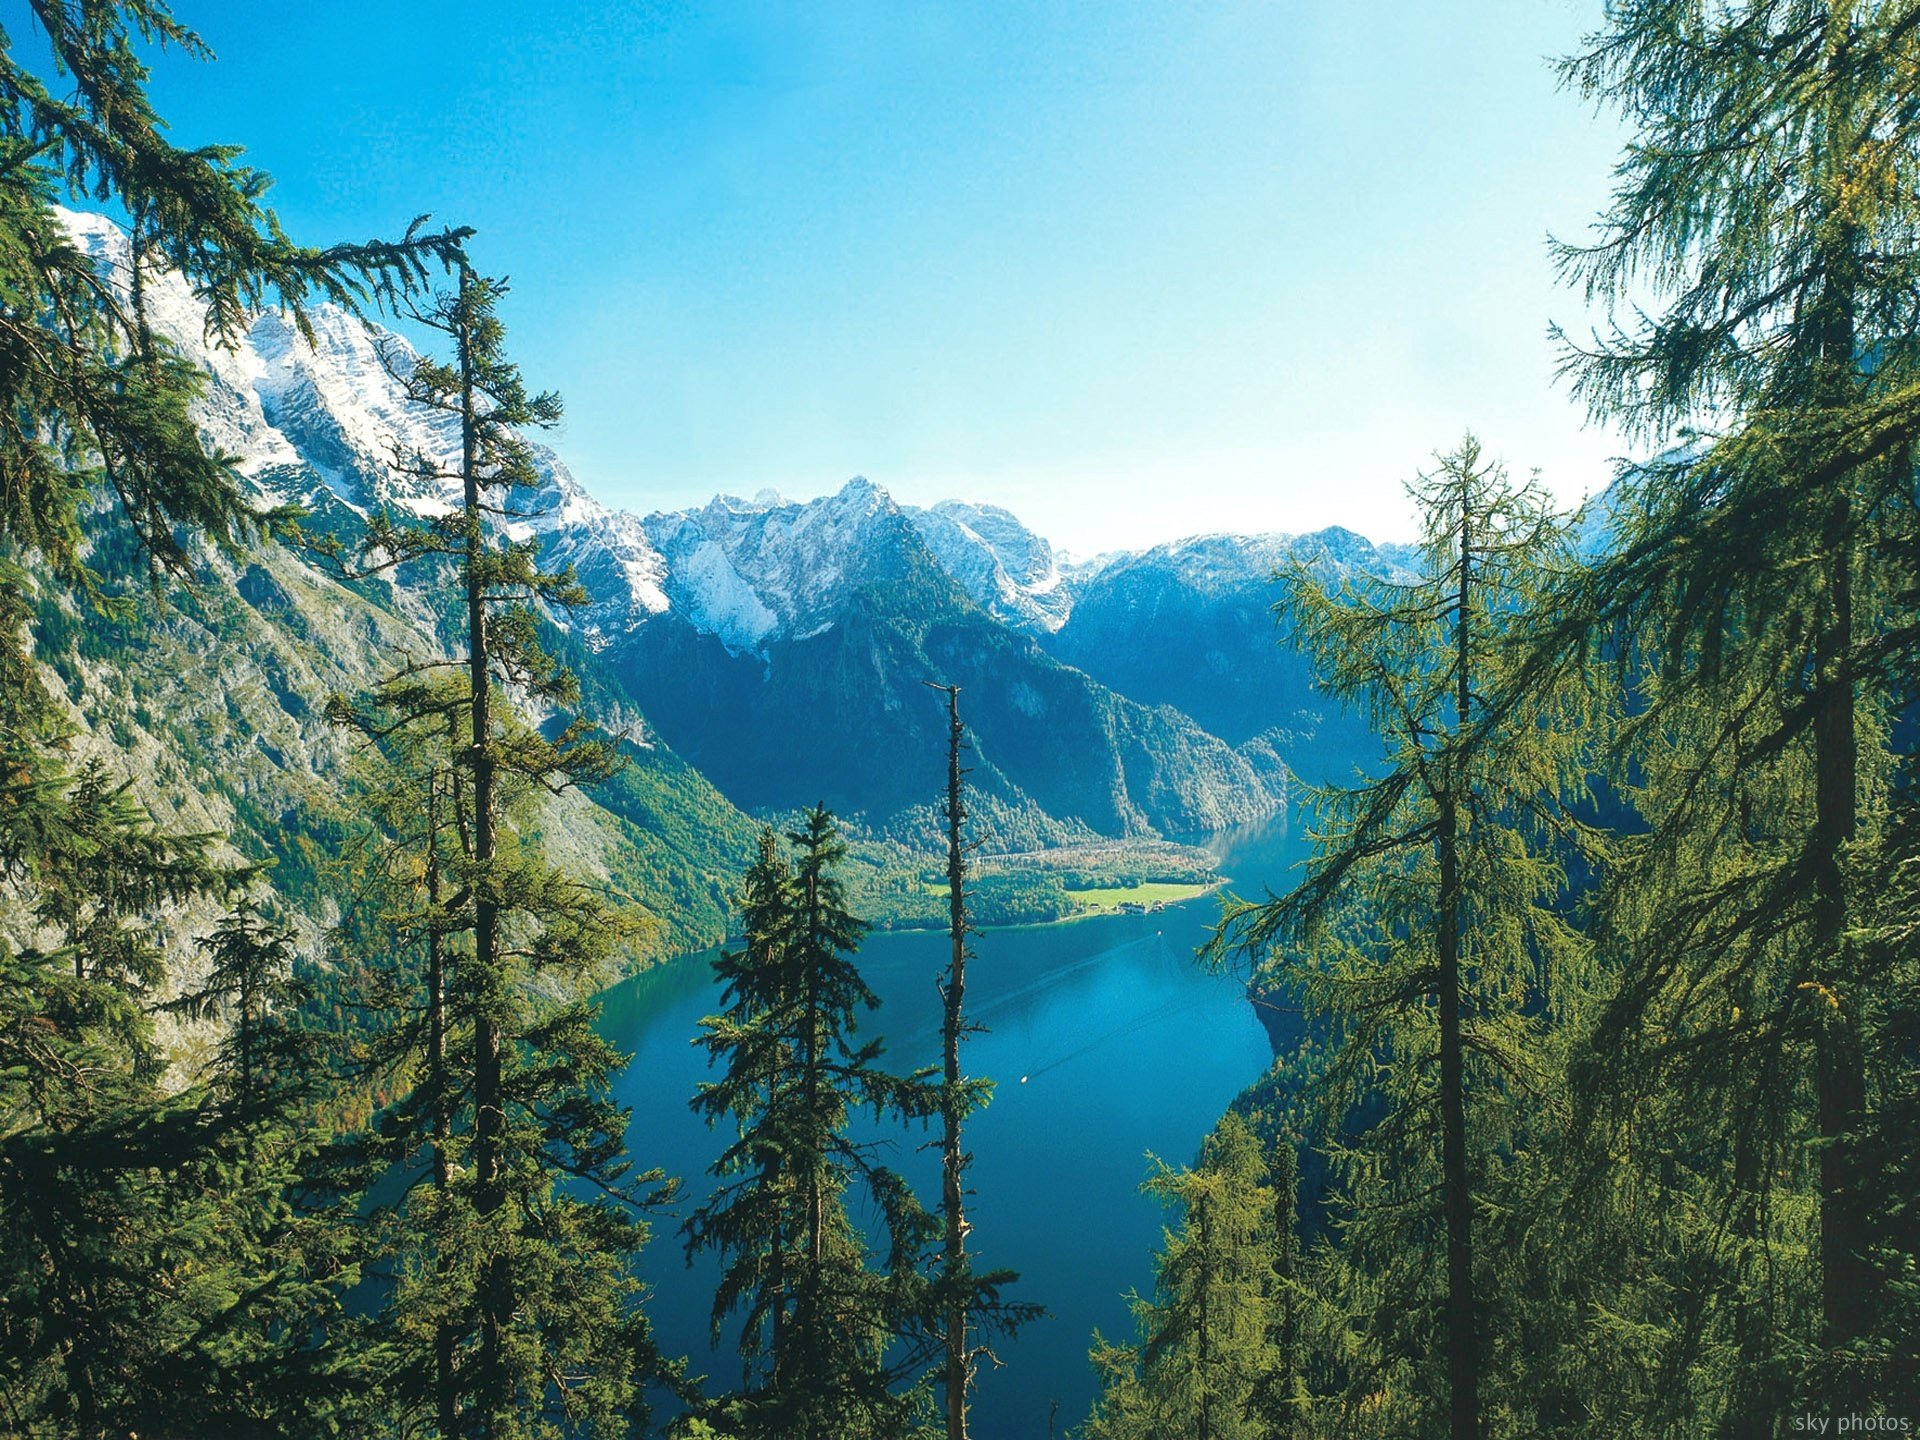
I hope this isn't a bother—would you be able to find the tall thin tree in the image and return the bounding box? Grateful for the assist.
[1208,436,1596,1439]
[921,681,1036,1439]
[927,680,977,1440]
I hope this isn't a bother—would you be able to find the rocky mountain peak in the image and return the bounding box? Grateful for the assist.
[641,476,926,655]
[904,499,1071,634]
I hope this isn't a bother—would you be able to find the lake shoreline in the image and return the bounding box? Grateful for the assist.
[875,874,1228,936]
[603,852,1247,1001]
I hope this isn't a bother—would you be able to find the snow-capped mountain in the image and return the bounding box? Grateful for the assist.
[638,478,925,655]
[63,207,1414,834]
[903,500,1072,634]
[60,208,669,641]
[1068,526,1419,600]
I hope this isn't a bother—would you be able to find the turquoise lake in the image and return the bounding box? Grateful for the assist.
[598,817,1306,1436]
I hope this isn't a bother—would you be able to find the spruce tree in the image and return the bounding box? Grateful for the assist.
[165,898,311,1110]
[0,7,465,1428]
[0,762,371,1435]
[332,263,666,1438]
[687,807,939,1440]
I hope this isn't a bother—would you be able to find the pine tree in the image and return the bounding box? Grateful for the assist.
[687,808,939,1440]
[1206,437,1597,1439]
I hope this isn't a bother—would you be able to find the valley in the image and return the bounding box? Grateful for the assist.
[7,10,1916,1435]
[42,208,1394,974]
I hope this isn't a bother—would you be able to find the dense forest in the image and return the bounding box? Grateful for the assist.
[1,2,1917,1438]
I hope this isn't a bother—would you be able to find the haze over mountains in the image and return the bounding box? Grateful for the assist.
[55,210,1407,950]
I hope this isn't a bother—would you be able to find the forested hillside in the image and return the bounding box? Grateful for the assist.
[2,2,1918,1439]
[24,501,758,963]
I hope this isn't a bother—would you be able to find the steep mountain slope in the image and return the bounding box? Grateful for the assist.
[1047,529,1417,782]
[37,212,757,963]
[62,208,671,645]
[29,507,756,967]
[57,210,1309,852]
[889,496,1415,786]
[904,499,1072,633]
[609,482,1288,839]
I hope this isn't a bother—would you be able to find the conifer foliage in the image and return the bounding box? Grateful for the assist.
[331,264,667,1439]
[0,3,458,1435]
[686,807,940,1440]
[1534,0,1920,1418]
[1084,1114,1292,1440]
[10,2,1920,1437]
[1203,438,1597,1438]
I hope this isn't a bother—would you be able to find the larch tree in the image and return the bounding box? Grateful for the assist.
[1246,1136,1307,1438]
[1084,1113,1278,1440]
[1206,437,1598,1440]
[1545,0,1920,1409]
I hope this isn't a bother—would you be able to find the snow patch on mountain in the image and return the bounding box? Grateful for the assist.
[59,208,301,474]
[904,500,1071,634]
[640,477,918,655]
[58,208,669,639]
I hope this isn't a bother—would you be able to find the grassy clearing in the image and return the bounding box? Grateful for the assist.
[1062,880,1214,911]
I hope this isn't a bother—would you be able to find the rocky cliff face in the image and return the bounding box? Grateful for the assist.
[903,499,1073,634]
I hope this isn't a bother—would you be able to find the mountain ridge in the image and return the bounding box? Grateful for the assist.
[60,208,1410,849]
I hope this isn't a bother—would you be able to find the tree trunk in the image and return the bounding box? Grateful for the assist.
[427,764,459,1437]
[799,860,823,1440]
[1437,489,1479,1440]
[934,683,972,1440]
[455,266,511,1434]
[1271,1139,1301,1438]
[1810,52,1868,1341]
[1812,486,1866,1352]
[1195,1188,1213,1440]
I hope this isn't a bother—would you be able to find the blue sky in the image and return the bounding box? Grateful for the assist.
[41,0,1625,551]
